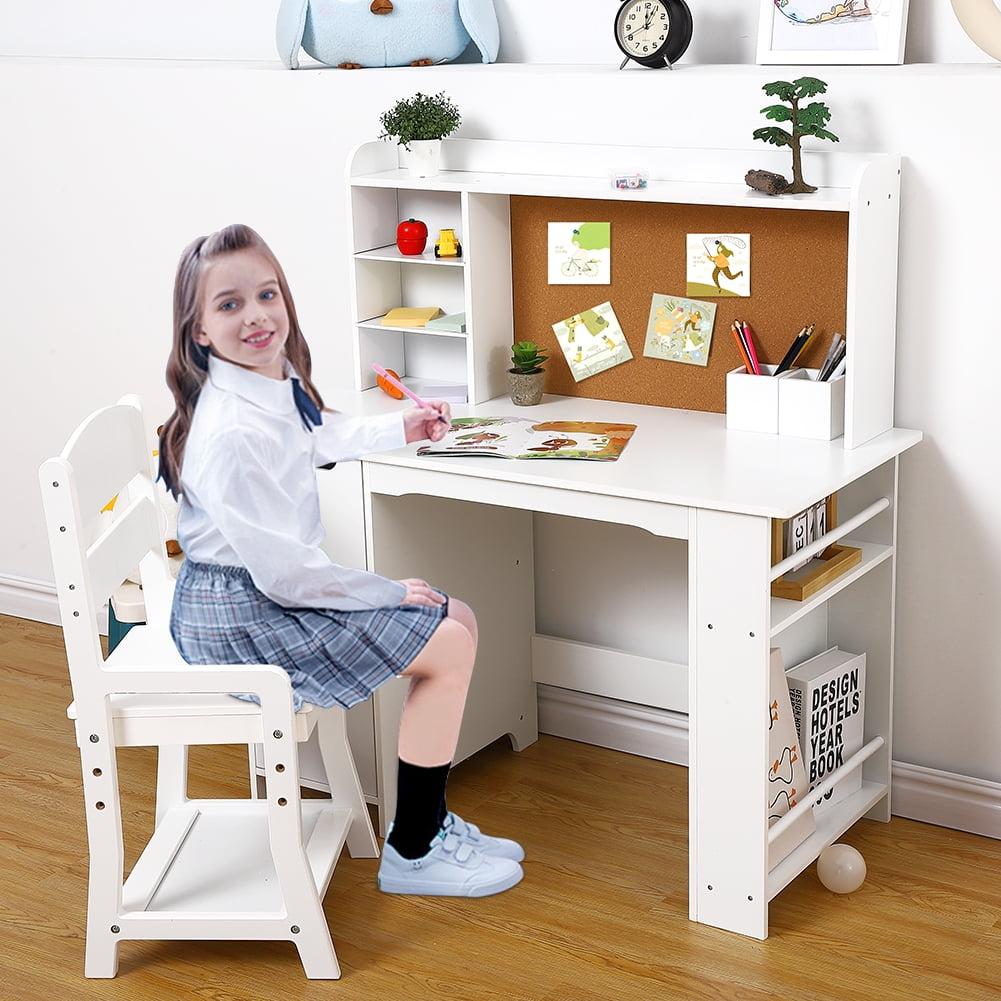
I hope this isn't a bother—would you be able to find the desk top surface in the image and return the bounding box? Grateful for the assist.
[354,393,921,520]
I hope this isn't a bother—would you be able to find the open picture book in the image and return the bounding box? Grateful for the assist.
[416,416,637,461]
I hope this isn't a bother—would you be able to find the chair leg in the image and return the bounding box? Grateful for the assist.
[293,916,342,979]
[84,922,120,978]
[316,708,379,859]
[154,744,188,827]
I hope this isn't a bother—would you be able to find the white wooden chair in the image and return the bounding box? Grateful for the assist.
[39,394,378,979]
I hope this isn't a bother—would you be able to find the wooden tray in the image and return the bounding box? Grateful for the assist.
[770,543,862,601]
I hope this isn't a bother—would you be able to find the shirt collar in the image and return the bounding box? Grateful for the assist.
[207,352,299,415]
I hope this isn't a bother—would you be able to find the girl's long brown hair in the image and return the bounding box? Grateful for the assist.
[158,224,328,499]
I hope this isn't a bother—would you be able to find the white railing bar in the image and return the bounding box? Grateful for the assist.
[767,735,885,844]
[770,498,890,582]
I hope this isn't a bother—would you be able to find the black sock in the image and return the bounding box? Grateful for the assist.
[387,758,451,860]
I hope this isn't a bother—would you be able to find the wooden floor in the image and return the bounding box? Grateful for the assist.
[2,614,999,1001]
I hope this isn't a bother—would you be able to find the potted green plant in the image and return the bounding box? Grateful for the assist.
[508,341,548,406]
[379,91,461,179]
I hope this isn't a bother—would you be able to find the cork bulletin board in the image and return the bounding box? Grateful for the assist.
[510,196,849,413]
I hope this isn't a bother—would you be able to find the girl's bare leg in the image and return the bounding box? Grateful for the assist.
[398,603,477,766]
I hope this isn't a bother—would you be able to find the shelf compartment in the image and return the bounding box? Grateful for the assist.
[767,780,887,901]
[354,245,464,267]
[770,539,893,637]
[357,315,468,339]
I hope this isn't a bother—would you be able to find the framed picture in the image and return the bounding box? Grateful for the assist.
[756,1,910,65]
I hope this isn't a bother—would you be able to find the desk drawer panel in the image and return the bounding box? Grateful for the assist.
[532,633,688,713]
[365,463,688,541]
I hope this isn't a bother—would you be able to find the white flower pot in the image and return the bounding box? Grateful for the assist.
[405,139,442,178]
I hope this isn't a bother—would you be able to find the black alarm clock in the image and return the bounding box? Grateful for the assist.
[614,0,693,69]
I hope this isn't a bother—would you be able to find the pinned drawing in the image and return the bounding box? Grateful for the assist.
[687,234,750,297]
[548,222,611,285]
[643,294,717,367]
[552,301,632,382]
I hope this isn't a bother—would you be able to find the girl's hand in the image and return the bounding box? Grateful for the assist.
[403,402,451,444]
[397,578,446,607]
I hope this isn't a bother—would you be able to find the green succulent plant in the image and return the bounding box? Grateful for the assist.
[510,341,548,375]
[379,92,461,150]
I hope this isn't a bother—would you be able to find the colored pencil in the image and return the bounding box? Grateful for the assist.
[741,321,762,375]
[730,322,755,374]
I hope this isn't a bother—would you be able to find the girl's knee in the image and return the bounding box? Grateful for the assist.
[447,597,478,647]
[404,618,475,681]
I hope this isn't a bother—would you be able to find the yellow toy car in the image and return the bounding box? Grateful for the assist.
[434,228,462,258]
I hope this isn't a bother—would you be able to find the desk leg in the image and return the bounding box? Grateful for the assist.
[366,489,538,837]
[689,509,770,939]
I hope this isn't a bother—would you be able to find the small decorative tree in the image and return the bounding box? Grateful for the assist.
[753,77,839,195]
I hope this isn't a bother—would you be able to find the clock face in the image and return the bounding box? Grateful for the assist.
[617,1,671,59]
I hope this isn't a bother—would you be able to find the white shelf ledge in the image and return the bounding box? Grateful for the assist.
[767,780,887,901]
[353,378,469,413]
[770,539,894,637]
[351,169,852,212]
[357,315,468,338]
[354,245,464,267]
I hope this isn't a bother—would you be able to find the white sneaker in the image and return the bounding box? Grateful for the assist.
[443,811,525,863]
[377,830,523,897]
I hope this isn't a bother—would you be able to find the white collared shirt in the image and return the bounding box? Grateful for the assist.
[176,353,408,611]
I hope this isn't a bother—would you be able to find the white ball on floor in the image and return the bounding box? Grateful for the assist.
[817,844,866,893]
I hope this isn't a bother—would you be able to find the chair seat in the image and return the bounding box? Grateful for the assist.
[67,624,315,747]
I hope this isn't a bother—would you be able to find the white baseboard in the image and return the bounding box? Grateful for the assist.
[2,581,998,843]
[537,684,1001,841]
[890,761,1001,841]
[537,684,689,767]
[0,574,108,634]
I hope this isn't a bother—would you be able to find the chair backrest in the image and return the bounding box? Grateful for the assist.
[39,395,173,704]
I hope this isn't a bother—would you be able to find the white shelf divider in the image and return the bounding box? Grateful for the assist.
[357,315,468,339]
[354,245,464,267]
[770,539,894,638]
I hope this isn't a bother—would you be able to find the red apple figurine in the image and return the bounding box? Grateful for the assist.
[396,218,428,256]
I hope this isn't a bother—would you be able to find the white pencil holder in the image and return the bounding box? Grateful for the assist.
[726,364,788,434]
[778,368,846,441]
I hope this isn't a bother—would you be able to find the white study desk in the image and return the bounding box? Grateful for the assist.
[359,392,921,940]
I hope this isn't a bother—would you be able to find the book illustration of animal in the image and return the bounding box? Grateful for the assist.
[526,437,578,452]
[455,431,505,445]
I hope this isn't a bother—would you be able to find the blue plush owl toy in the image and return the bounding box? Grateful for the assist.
[276,0,500,70]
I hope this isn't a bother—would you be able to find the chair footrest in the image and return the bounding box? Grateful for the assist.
[120,800,351,924]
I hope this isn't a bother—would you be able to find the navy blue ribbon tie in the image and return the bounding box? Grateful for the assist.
[292,377,323,432]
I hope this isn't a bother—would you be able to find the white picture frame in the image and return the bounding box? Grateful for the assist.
[756,0,910,65]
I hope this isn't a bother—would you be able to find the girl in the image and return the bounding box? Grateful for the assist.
[158,223,523,897]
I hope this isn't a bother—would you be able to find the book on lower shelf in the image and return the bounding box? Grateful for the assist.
[768,647,815,869]
[786,646,867,817]
[417,416,637,461]
[425,311,466,333]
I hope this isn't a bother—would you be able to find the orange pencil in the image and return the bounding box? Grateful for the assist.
[731,322,755,374]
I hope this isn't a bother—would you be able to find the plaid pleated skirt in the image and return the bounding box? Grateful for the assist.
[169,559,450,710]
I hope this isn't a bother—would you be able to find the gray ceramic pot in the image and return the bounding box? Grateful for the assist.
[508,370,545,406]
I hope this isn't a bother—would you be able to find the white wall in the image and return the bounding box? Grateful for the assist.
[4,58,1001,793]
[0,0,994,64]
